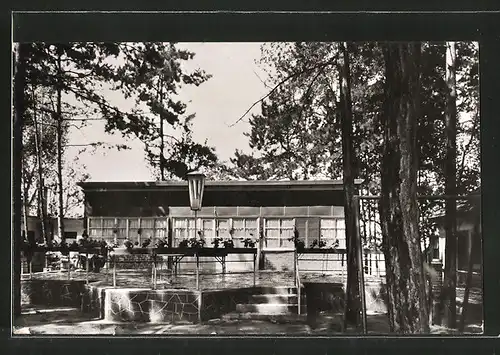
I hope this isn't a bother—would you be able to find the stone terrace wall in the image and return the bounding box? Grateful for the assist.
[21,279,87,308]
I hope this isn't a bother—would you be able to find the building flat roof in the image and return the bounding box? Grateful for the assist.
[78,179,362,192]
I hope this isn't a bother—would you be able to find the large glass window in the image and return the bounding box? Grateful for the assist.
[154,219,168,241]
[140,218,155,241]
[264,218,295,248]
[233,218,258,239]
[172,218,196,245]
[116,218,127,241]
[87,217,168,244]
[320,218,346,248]
[129,218,141,242]
[171,217,259,246]
[102,218,116,239]
[88,218,102,239]
[215,219,231,238]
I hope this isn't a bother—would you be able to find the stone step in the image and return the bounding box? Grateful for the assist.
[248,294,306,305]
[235,303,300,315]
[221,312,308,323]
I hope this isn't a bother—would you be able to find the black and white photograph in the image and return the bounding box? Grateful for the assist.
[12,39,483,336]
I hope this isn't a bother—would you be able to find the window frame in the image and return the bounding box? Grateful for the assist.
[87,216,168,244]
[263,217,295,248]
[320,217,346,249]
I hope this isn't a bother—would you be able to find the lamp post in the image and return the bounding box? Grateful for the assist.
[187,171,206,291]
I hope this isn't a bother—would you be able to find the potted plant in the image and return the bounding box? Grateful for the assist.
[188,237,206,249]
[111,239,132,255]
[141,237,152,248]
[310,239,327,249]
[223,238,235,249]
[241,238,256,248]
[212,237,224,249]
[124,239,134,250]
[155,238,169,249]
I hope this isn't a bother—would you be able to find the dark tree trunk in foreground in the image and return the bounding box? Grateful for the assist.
[338,42,362,328]
[158,81,166,181]
[379,42,430,334]
[13,43,29,316]
[443,41,458,329]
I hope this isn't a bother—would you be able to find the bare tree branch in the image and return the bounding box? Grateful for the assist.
[228,58,338,127]
[252,69,271,89]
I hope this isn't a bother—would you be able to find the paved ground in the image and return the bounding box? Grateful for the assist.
[13,307,337,335]
[18,271,482,335]
[12,306,482,336]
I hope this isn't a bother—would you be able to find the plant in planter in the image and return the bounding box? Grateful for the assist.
[310,239,327,249]
[223,239,235,249]
[212,237,224,249]
[155,238,169,249]
[123,239,134,250]
[241,238,256,248]
[188,237,206,249]
[141,237,152,248]
[178,239,189,248]
[331,238,340,250]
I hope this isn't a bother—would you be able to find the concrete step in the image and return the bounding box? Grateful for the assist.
[222,312,308,323]
[235,303,300,315]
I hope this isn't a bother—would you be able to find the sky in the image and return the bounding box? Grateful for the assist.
[65,42,269,182]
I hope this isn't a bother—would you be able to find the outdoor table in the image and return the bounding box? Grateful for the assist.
[155,248,258,290]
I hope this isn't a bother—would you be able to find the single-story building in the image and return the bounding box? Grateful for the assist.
[21,215,84,244]
[78,180,364,274]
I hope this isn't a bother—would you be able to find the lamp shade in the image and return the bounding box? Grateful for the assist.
[187,171,206,211]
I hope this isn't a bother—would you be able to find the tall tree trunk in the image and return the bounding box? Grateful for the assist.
[159,81,165,180]
[379,42,430,334]
[338,42,362,328]
[13,43,29,316]
[21,168,30,242]
[32,86,48,243]
[443,41,458,329]
[55,51,65,243]
[21,166,30,274]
